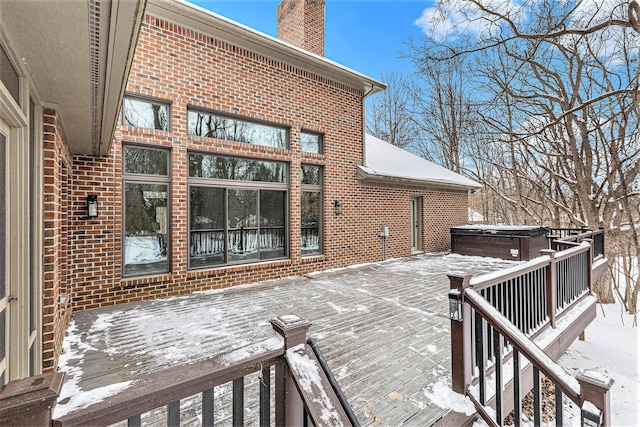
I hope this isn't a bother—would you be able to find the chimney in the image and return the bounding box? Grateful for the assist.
[276,0,325,56]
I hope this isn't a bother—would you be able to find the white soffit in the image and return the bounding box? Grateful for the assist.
[0,0,146,156]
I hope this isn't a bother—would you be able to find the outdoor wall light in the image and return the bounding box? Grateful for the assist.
[581,403,603,427]
[448,289,463,322]
[334,200,343,216]
[87,195,98,218]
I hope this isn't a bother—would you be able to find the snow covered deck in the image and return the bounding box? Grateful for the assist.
[57,253,519,425]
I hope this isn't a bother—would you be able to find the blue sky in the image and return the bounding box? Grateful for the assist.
[190,1,432,81]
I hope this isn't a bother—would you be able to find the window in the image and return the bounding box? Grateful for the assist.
[123,145,171,276]
[301,165,322,255]
[0,44,19,104]
[188,110,287,149]
[301,131,322,154]
[189,153,288,268]
[122,96,169,131]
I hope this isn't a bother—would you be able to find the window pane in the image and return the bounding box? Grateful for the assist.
[188,111,287,149]
[260,191,286,259]
[190,187,225,267]
[0,44,19,104]
[301,165,321,185]
[125,146,168,176]
[228,189,258,262]
[123,98,169,130]
[301,191,321,255]
[301,132,321,154]
[124,183,169,275]
[189,153,287,183]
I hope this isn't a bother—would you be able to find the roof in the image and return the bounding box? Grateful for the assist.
[357,134,483,190]
[0,0,146,156]
[146,0,386,96]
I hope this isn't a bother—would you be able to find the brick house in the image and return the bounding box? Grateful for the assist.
[0,0,479,383]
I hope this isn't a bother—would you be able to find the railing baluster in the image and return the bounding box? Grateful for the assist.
[511,278,516,327]
[233,377,244,426]
[167,400,180,426]
[517,276,522,331]
[533,367,542,426]
[493,328,503,425]
[524,276,530,334]
[513,348,521,427]
[555,384,563,427]
[202,388,214,427]
[128,415,141,427]
[475,310,487,405]
[260,366,270,427]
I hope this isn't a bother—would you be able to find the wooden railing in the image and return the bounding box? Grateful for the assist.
[449,238,612,426]
[464,289,613,427]
[548,227,605,259]
[43,315,355,427]
[190,226,286,258]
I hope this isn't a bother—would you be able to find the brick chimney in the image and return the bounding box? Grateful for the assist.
[276,0,325,56]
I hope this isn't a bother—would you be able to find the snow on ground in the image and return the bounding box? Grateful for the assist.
[53,252,639,425]
[558,297,639,426]
[53,321,133,418]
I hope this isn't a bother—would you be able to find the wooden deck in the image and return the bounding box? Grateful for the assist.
[59,253,518,425]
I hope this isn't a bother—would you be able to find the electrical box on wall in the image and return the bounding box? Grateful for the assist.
[380,226,389,237]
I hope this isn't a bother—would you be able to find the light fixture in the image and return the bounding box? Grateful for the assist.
[448,289,463,322]
[87,195,98,218]
[334,200,343,216]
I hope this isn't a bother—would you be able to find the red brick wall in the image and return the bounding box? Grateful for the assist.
[66,14,469,313]
[42,108,73,371]
[277,0,325,56]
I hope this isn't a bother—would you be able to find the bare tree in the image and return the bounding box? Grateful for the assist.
[410,0,640,306]
[409,56,481,174]
[366,72,421,150]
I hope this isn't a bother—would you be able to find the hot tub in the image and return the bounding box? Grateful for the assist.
[450,225,550,261]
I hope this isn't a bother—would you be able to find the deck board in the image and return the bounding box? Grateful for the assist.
[57,253,519,425]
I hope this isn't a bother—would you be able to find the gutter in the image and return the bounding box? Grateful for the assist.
[356,165,483,191]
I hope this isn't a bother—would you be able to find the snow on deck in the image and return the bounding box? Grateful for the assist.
[57,253,519,425]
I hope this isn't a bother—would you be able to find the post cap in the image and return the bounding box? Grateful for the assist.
[271,315,312,348]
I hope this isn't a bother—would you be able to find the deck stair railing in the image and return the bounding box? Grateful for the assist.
[449,238,613,426]
[2,315,357,427]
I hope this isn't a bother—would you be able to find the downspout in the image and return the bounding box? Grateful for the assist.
[361,84,374,166]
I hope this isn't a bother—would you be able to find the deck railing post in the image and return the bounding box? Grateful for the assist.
[577,371,614,427]
[0,372,65,426]
[540,249,557,328]
[448,273,472,394]
[271,315,312,427]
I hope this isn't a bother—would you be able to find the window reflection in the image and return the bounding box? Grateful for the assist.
[189,153,286,183]
[123,97,169,131]
[188,111,287,149]
[301,132,322,154]
[124,183,169,275]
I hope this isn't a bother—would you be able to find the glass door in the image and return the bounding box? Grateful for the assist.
[410,197,422,252]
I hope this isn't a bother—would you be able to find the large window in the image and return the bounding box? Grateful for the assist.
[189,153,288,268]
[301,165,322,255]
[188,110,287,149]
[123,145,171,276]
[122,96,169,131]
